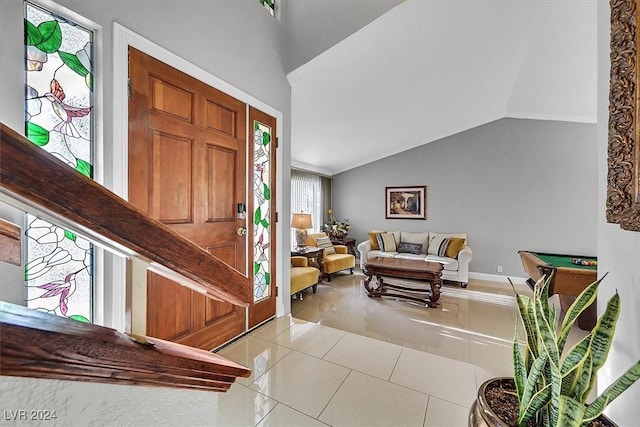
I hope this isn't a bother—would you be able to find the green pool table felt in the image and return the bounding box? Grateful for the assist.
[533,252,597,271]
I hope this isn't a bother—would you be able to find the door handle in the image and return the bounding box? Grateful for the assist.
[236,227,247,236]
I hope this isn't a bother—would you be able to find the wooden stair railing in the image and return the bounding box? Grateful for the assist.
[0,123,251,391]
[0,218,21,266]
[1,302,249,391]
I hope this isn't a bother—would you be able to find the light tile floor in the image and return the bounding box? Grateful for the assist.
[216,269,588,426]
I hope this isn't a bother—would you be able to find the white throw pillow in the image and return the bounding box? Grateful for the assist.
[376,232,397,252]
[315,236,336,255]
[428,235,450,256]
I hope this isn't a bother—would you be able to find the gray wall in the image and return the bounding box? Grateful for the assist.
[333,118,598,278]
[595,2,640,423]
[285,0,402,72]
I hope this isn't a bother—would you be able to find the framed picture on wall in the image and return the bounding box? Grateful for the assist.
[385,186,426,219]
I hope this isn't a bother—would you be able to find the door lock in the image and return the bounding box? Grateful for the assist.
[236,227,247,236]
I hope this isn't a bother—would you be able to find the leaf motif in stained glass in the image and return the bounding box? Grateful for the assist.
[26,122,49,146]
[76,158,92,178]
[261,219,269,228]
[35,20,62,53]
[254,206,262,225]
[25,19,42,45]
[69,314,90,323]
[254,262,260,275]
[64,230,77,242]
[254,121,259,131]
[85,73,93,91]
[262,131,270,145]
[59,51,89,77]
[263,183,271,200]
[265,272,270,285]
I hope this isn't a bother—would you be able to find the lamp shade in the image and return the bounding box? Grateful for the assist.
[290,213,312,229]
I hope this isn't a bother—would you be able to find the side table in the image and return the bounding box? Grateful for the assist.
[329,237,356,257]
[291,246,324,282]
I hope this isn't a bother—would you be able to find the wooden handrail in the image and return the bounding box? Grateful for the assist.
[0,123,251,307]
[1,302,250,390]
[0,218,21,266]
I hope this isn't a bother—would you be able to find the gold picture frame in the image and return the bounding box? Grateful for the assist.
[607,0,640,231]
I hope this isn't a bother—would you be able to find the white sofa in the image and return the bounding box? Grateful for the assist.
[357,231,473,287]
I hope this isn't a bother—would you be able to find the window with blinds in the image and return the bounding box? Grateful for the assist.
[290,170,331,244]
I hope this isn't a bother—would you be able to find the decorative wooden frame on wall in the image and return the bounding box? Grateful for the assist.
[385,186,427,220]
[607,0,640,231]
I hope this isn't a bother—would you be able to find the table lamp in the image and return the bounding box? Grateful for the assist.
[291,213,312,249]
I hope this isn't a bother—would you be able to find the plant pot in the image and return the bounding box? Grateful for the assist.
[469,377,513,427]
[469,377,618,427]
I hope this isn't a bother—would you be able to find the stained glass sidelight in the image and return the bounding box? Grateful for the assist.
[258,0,275,17]
[253,120,272,302]
[24,2,94,322]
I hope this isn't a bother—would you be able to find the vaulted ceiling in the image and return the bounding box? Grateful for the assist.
[287,1,597,176]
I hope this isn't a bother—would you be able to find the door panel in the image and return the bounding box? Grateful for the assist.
[150,131,193,223]
[145,275,193,340]
[128,47,248,350]
[206,244,236,267]
[204,245,237,326]
[150,76,194,122]
[206,145,236,222]
[206,100,235,135]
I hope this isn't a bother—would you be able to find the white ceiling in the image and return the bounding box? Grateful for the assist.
[287,0,597,176]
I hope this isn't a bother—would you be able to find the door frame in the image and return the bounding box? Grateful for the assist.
[111,23,286,332]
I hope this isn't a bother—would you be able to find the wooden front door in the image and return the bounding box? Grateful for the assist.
[128,47,247,349]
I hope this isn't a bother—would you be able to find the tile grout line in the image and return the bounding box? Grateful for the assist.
[315,369,355,424]
[422,394,431,427]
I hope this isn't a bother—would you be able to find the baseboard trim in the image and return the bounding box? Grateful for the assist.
[469,272,528,285]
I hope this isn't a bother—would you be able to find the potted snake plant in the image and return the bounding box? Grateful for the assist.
[469,275,640,426]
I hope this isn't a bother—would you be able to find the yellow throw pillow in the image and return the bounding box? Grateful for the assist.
[445,237,466,258]
[368,231,385,250]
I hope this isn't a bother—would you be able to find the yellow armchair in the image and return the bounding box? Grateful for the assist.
[306,232,356,282]
[290,256,320,299]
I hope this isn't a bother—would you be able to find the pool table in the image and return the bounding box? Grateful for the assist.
[518,251,598,330]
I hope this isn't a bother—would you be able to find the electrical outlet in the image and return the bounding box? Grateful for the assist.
[497,265,503,273]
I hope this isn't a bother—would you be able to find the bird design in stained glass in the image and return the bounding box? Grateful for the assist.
[43,79,92,138]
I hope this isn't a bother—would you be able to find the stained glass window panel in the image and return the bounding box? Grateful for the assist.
[259,0,275,17]
[253,120,271,303]
[24,2,94,322]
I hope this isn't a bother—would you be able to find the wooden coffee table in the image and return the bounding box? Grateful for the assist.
[363,257,443,307]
